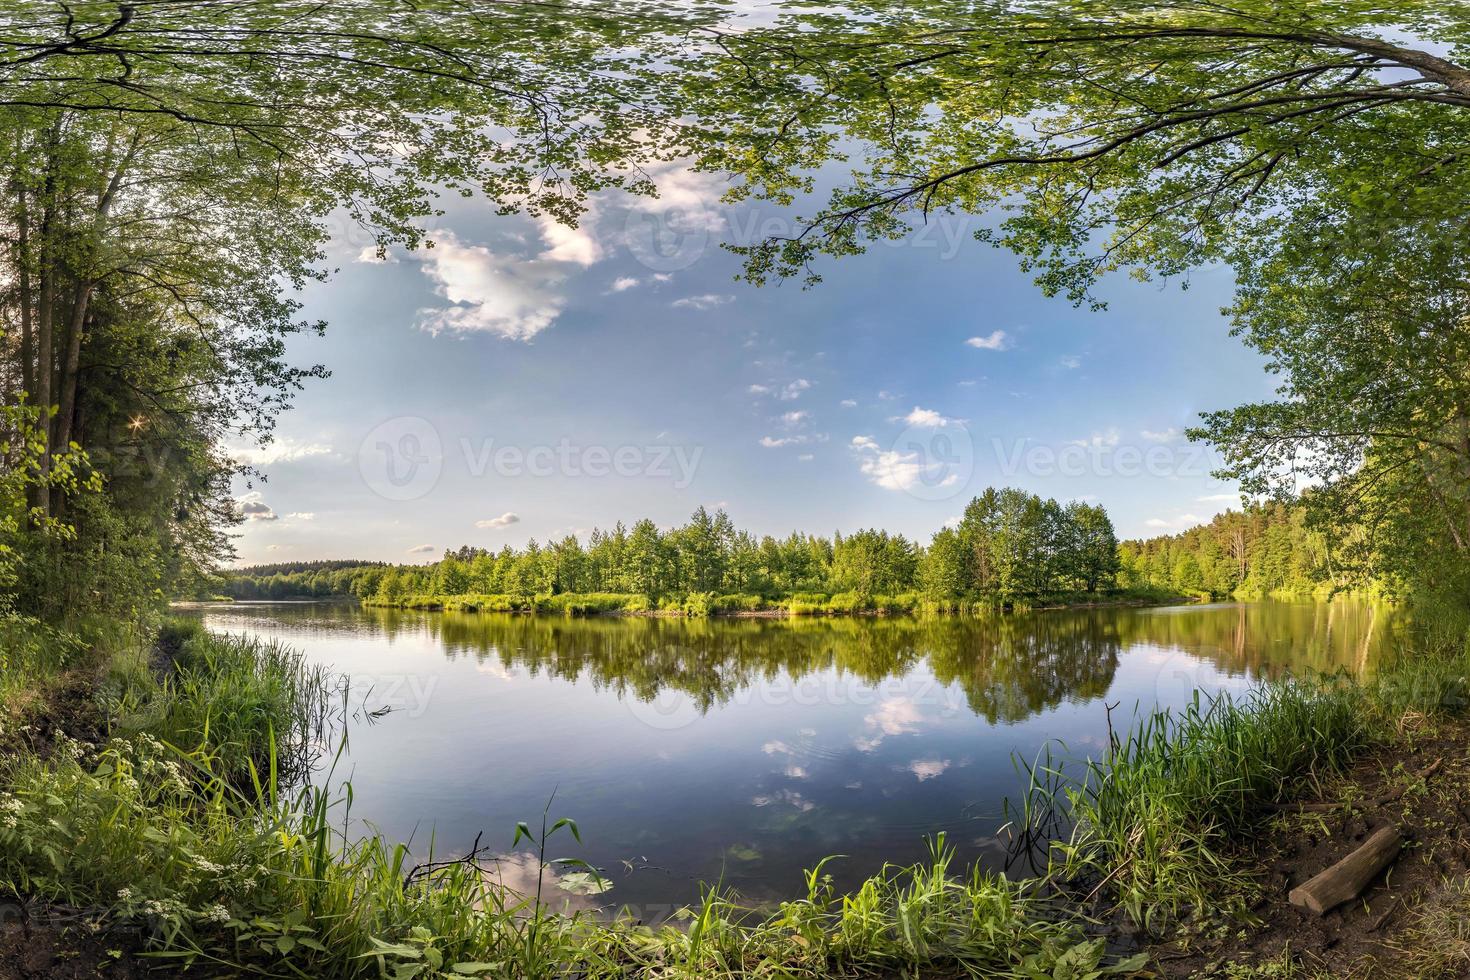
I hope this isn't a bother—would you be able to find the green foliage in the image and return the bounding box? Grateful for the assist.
[1118,500,1373,601]
[236,494,1126,617]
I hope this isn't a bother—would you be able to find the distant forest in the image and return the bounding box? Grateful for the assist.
[218,488,1119,609]
[217,489,1377,610]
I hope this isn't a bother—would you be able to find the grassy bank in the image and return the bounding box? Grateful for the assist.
[1030,607,1470,931]
[3,610,1468,977]
[360,586,1185,617]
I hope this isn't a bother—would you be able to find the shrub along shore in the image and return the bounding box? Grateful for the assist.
[356,586,1186,617]
[2,607,1468,978]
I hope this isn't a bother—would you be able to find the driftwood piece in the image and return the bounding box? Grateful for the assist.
[1288,825,1402,916]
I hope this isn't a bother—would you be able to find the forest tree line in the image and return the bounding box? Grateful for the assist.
[222,496,1392,610]
[1119,500,1383,602]
[219,488,1124,610]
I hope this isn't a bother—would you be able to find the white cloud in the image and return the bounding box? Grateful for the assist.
[780,379,811,400]
[965,330,1009,350]
[610,276,640,292]
[1197,492,1241,504]
[286,512,316,521]
[1144,518,1170,529]
[898,406,958,428]
[235,491,278,521]
[747,384,771,395]
[850,436,956,492]
[1141,427,1182,443]
[672,293,734,310]
[760,435,804,448]
[1069,428,1121,450]
[797,453,814,462]
[476,512,521,530]
[535,213,603,266]
[877,389,897,401]
[1060,354,1082,369]
[355,245,397,264]
[407,544,436,555]
[840,399,857,408]
[854,697,924,752]
[781,410,809,425]
[229,438,334,467]
[415,232,567,341]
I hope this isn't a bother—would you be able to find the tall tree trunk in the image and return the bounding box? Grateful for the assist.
[54,281,94,455]
[54,132,135,459]
[17,180,33,402]
[35,216,53,519]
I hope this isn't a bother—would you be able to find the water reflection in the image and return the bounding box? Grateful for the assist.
[260,601,1390,726]
[195,600,1394,911]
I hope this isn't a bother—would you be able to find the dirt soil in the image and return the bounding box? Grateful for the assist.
[0,903,146,980]
[1149,717,1470,978]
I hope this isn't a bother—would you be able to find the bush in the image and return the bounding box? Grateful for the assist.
[714,593,766,612]
[536,593,649,615]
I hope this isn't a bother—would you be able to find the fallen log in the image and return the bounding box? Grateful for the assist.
[1288,825,1402,916]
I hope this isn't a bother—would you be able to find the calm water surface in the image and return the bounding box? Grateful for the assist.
[194,601,1394,914]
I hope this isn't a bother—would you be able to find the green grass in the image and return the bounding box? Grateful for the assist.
[362,588,1173,618]
[102,621,336,786]
[1046,681,1370,928]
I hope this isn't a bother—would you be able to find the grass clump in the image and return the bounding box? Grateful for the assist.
[1053,681,1369,928]
[1388,878,1470,979]
[1042,614,1470,930]
[105,623,335,785]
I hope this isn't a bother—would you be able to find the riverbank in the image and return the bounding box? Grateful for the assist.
[3,611,1467,978]
[1146,715,1470,977]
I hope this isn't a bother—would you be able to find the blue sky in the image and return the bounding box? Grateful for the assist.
[229,163,1272,565]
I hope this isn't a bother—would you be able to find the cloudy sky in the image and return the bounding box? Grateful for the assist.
[229,163,1268,565]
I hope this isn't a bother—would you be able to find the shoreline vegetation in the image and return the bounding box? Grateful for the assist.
[354,585,1191,617]
[212,491,1379,620]
[4,608,1468,978]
